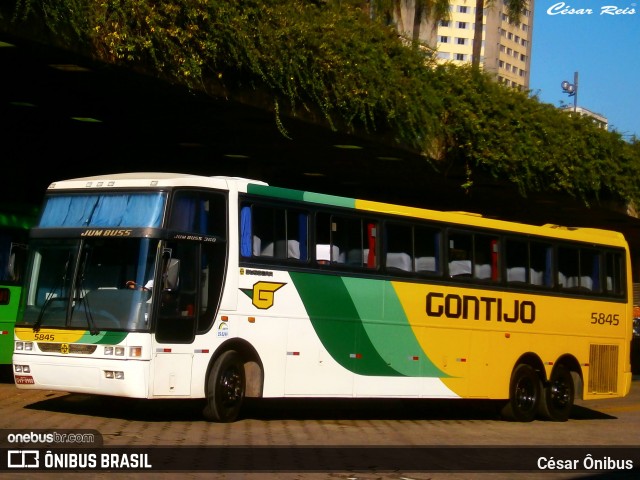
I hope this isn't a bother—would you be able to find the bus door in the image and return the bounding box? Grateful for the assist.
[152,242,198,395]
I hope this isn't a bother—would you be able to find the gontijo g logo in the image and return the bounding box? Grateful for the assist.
[240,281,286,309]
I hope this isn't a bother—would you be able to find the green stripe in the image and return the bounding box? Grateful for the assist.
[290,272,447,377]
[77,331,129,344]
[343,277,447,377]
[247,184,355,209]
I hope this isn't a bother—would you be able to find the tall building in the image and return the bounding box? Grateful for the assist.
[394,1,535,89]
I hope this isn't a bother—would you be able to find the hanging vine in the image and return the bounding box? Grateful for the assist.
[3,0,640,207]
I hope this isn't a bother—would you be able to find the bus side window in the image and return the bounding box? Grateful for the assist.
[474,234,499,281]
[315,211,339,264]
[531,241,553,287]
[327,216,357,265]
[414,225,441,275]
[315,213,344,264]
[447,232,472,277]
[0,235,21,282]
[273,209,308,261]
[505,238,528,284]
[170,191,225,236]
[252,205,277,258]
[604,251,624,295]
[385,222,412,272]
[240,204,253,257]
[557,246,580,289]
[245,204,308,262]
[580,248,600,292]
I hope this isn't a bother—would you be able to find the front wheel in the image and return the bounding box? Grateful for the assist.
[501,364,541,422]
[538,365,574,422]
[203,350,245,422]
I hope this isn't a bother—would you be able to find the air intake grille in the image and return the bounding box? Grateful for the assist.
[588,344,618,394]
[38,343,97,354]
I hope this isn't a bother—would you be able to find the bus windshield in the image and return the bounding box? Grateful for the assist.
[39,192,165,228]
[19,237,159,332]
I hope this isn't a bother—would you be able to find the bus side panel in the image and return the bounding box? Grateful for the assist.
[288,272,457,398]
[393,282,631,400]
[392,281,514,399]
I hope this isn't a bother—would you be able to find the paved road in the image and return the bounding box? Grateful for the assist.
[0,367,638,479]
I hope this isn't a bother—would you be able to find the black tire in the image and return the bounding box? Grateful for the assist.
[538,365,574,422]
[203,350,245,422]
[501,364,541,422]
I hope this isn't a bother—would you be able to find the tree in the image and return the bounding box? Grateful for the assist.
[471,0,528,69]
[368,0,450,45]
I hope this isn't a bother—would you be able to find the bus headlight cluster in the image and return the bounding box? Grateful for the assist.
[104,346,125,356]
[104,370,125,380]
[15,341,33,351]
[103,346,142,357]
[14,364,30,373]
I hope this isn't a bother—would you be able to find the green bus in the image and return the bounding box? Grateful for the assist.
[0,203,38,366]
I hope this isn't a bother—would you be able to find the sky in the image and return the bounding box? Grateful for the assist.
[529,0,640,139]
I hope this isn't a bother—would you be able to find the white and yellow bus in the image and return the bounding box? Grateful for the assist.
[13,172,633,422]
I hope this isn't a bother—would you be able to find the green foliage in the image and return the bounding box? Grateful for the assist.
[6,0,640,207]
[432,64,640,203]
[12,0,443,145]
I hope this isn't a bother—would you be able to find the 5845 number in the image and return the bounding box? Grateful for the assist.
[590,313,619,326]
[34,333,55,341]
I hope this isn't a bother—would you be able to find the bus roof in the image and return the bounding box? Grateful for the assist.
[245,184,629,248]
[45,172,628,248]
[47,172,268,193]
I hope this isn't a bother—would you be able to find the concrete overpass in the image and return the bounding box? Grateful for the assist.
[3,31,640,267]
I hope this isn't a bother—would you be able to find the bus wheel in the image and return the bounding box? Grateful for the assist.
[538,365,574,422]
[203,350,245,422]
[501,364,541,422]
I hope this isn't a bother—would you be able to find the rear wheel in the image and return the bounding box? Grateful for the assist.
[501,364,541,422]
[203,350,245,422]
[538,365,574,422]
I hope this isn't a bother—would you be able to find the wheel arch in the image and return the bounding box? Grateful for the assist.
[551,354,583,399]
[511,352,546,380]
[512,352,546,385]
[207,338,264,398]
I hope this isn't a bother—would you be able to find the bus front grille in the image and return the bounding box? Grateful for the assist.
[588,344,619,394]
[38,343,98,355]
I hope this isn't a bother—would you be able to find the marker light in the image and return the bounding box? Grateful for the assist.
[129,347,142,357]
